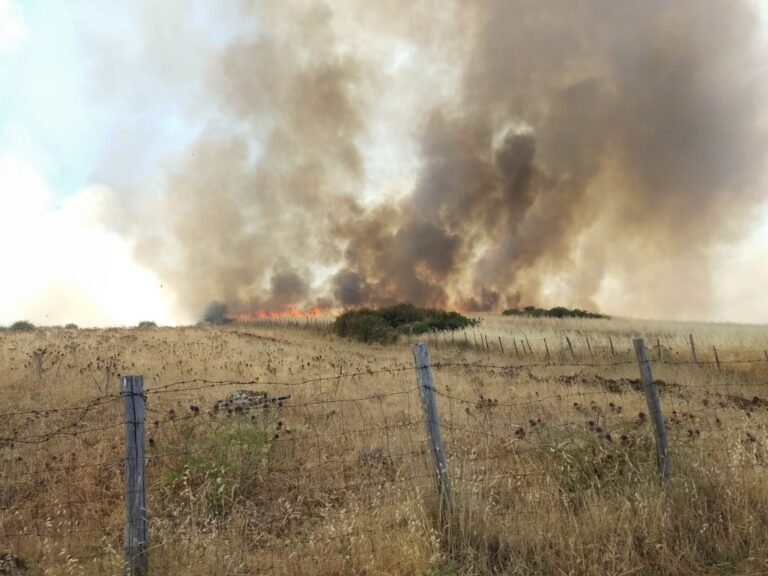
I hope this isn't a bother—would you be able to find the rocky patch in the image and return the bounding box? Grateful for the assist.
[213,390,291,414]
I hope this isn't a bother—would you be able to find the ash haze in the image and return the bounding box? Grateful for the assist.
[1,0,767,327]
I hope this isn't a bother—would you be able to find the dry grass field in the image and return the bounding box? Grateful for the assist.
[2,315,768,575]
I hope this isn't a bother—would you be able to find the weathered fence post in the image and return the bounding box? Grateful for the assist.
[121,376,148,575]
[609,336,615,357]
[633,339,670,481]
[412,344,452,515]
[764,350,768,366]
[513,339,519,357]
[565,336,576,360]
[543,338,550,359]
[656,337,662,362]
[713,346,721,371]
[585,336,592,356]
[498,336,504,354]
[689,334,698,363]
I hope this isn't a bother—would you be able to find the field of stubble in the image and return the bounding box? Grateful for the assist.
[2,315,768,575]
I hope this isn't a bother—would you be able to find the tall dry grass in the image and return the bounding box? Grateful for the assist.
[1,315,768,575]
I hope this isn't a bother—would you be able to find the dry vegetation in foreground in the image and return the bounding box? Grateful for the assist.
[2,315,768,575]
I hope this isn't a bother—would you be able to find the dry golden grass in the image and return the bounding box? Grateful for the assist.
[1,315,768,575]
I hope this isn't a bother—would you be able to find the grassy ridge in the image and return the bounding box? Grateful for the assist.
[2,317,768,574]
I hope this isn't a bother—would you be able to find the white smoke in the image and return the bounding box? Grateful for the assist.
[0,154,188,327]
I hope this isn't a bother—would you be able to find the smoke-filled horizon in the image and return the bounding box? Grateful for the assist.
[131,0,766,319]
[3,0,767,325]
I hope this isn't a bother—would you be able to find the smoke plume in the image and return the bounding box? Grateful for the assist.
[133,0,767,319]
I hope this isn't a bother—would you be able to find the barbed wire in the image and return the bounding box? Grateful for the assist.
[143,365,416,395]
[3,348,768,572]
[3,350,765,422]
[663,358,768,366]
[0,456,124,481]
[0,394,122,418]
[1,419,125,444]
[4,495,123,514]
[431,386,634,409]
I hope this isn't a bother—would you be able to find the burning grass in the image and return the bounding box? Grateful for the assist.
[1,317,768,574]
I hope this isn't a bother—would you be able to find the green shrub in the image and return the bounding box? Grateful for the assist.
[421,559,461,576]
[333,308,397,344]
[334,303,478,344]
[405,320,430,335]
[137,320,157,329]
[165,417,270,513]
[64,323,78,330]
[201,300,231,325]
[378,302,427,327]
[10,320,35,332]
[503,306,609,319]
[155,410,291,516]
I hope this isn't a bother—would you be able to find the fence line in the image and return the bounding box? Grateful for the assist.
[3,339,768,574]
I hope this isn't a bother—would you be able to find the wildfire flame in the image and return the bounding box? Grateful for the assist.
[233,304,333,321]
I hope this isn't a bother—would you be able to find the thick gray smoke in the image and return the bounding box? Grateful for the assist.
[135,0,767,318]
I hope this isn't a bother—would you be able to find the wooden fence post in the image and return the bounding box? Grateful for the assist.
[412,344,452,515]
[585,336,592,356]
[543,338,550,359]
[713,346,721,371]
[689,334,698,363]
[524,335,533,355]
[121,376,148,575]
[764,350,767,366]
[498,337,504,354]
[513,339,519,357]
[656,337,662,362]
[565,336,576,360]
[609,336,615,357]
[633,339,670,481]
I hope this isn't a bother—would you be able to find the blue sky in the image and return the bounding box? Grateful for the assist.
[0,1,232,199]
[1,2,90,196]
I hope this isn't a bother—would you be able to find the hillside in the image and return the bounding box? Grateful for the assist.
[1,316,768,575]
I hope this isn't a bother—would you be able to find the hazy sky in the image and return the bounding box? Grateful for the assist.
[1,0,767,326]
[0,1,241,325]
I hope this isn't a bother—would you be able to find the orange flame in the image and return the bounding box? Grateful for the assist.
[233,304,333,320]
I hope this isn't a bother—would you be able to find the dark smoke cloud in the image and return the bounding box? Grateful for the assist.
[135,0,767,318]
[135,1,369,315]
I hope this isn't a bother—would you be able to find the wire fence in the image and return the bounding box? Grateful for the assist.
[415,327,768,367]
[2,336,768,574]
